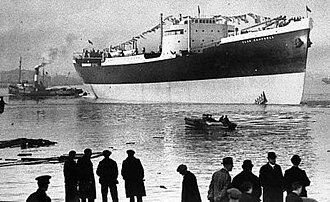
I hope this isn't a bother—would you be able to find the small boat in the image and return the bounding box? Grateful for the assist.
[184,114,237,130]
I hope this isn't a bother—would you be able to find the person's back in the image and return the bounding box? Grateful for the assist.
[64,150,79,202]
[177,164,201,202]
[0,97,6,113]
[284,155,310,197]
[121,150,146,202]
[96,150,119,202]
[77,148,96,202]
[208,157,233,202]
[97,157,118,184]
[232,160,261,200]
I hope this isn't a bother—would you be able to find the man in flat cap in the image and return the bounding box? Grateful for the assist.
[232,160,261,201]
[96,150,119,202]
[77,148,96,202]
[176,164,201,202]
[284,154,311,197]
[26,175,51,202]
[64,150,79,202]
[121,150,146,202]
[259,152,284,202]
[207,157,234,202]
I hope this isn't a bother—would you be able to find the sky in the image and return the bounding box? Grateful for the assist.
[1,0,330,76]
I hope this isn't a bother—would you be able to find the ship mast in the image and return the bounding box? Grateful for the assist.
[160,13,163,53]
[187,16,191,52]
[18,56,22,84]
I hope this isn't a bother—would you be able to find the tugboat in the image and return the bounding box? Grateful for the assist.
[8,58,83,98]
[184,114,237,130]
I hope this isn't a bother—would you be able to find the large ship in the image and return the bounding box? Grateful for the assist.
[73,12,313,104]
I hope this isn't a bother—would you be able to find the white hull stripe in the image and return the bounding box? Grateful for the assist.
[88,72,305,105]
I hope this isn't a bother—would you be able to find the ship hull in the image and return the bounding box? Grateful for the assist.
[74,19,311,104]
[87,72,305,104]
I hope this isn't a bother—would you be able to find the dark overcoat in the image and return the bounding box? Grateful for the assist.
[231,170,262,200]
[96,158,119,185]
[181,171,202,202]
[77,156,96,199]
[284,166,310,197]
[26,189,51,202]
[64,159,79,202]
[285,192,303,202]
[259,163,284,202]
[121,156,146,197]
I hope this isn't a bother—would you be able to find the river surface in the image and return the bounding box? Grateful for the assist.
[0,90,330,202]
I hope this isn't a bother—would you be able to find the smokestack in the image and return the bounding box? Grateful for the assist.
[34,64,42,87]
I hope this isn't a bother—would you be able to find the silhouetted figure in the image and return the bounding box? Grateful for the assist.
[285,182,303,202]
[96,150,119,202]
[176,164,202,202]
[0,96,6,113]
[64,150,79,202]
[284,155,310,197]
[77,148,96,202]
[239,181,259,202]
[26,175,51,202]
[121,150,146,202]
[207,157,234,202]
[259,152,284,202]
[232,160,261,201]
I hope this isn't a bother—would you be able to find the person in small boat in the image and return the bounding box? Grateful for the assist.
[0,96,6,113]
[203,114,217,122]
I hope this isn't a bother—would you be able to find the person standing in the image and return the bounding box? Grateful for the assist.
[259,152,284,202]
[0,96,6,113]
[207,157,234,202]
[176,164,202,202]
[96,150,119,202]
[285,182,303,202]
[26,175,52,202]
[64,150,79,202]
[232,160,261,201]
[121,150,146,202]
[77,148,96,202]
[284,155,311,197]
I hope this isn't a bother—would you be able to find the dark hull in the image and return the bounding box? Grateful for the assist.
[184,117,237,130]
[8,85,83,98]
[74,29,310,84]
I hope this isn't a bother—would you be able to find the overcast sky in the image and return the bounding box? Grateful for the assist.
[1,0,329,76]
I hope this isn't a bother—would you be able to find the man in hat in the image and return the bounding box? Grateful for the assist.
[96,150,119,202]
[176,164,202,202]
[232,160,261,201]
[121,150,146,202]
[77,148,96,202]
[259,152,284,202]
[26,175,51,202]
[284,155,310,197]
[207,157,233,202]
[64,150,79,202]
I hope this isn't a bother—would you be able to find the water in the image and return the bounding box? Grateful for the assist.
[1,90,330,202]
